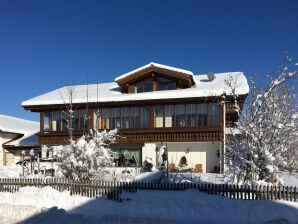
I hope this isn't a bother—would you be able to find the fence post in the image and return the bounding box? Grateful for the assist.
[237,185,240,199]
[281,185,285,200]
[253,185,256,200]
[261,185,265,200]
[232,185,236,199]
[225,184,228,198]
[289,186,292,202]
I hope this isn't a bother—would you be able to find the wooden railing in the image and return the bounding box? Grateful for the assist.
[39,128,223,145]
[118,128,222,143]
[0,178,296,203]
[39,131,84,145]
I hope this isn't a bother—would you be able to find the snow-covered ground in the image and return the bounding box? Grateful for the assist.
[0,165,297,224]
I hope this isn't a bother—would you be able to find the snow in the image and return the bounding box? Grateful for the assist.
[0,184,297,224]
[0,114,39,147]
[115,62,194,81]
[0,164,23,178]
[0,165,297,224]
[4,132,39,146]
[22,65,249,107]
[0,114,39,135]
[0,187,298,224]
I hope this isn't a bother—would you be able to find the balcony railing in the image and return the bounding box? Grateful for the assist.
[39,127,223,145]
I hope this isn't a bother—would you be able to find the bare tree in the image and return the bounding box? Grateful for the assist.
[58,86,75,143]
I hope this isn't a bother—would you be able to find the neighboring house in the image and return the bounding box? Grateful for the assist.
[0,114,40,166]
[22,62,249,173]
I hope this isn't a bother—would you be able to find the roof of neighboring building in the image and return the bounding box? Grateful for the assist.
[22,63,249,108]
[0,114,39,134]
[4,132,39,147]
[0,114,39,147]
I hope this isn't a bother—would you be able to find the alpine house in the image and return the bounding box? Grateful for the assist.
[22,62,249,173]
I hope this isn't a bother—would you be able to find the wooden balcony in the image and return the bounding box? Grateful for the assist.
[39,131,84,145]
[118,128,223,143]
[39,127,223,145]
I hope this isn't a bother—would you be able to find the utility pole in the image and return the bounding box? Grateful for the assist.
[220,92,226,174]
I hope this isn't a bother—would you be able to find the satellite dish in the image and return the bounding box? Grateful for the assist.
[207,71,215,81]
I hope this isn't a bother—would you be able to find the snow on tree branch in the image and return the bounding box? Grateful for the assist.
[53,129,119,180]
[225,57,297,185]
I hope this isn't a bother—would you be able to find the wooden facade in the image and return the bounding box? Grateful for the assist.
[34,96,245,145]
[22,63,248,147]
[38,126,224,145]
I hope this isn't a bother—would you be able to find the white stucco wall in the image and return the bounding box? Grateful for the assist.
[142,143,157,167]
[165,142,220,173]
[5,149,23,165]
[41,145,50,159]
[0,132,19,166]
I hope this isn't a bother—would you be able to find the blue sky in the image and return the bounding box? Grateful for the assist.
[0,0,297,121]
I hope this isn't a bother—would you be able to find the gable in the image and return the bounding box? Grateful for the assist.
[115,62,195,93]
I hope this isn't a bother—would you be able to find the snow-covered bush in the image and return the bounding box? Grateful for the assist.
[157,145,167,169]
[142,157,153,172]
[226,56,297,185]
[53,129,118,179]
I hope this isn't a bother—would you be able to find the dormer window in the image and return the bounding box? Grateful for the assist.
[115,62,195,94]
[133,77,177,93]
[135,78,153,93]
[157,77,176,91]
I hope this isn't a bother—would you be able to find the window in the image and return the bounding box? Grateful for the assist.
[176,104,186,127]
[130,107,139,128]
[61,111,68,131]
[135,78,153,93]
[102,108,110,129]
[72,110,79,131]
[52,111,61,131]
[165,105,174,127]
[157,77,176,91]
[141,106,150,128]
[121,107,130,128]
[112,108,121,129]
[44,109,89,132]
[44,112,50,131]
[79,110,87,130]
[112,148,142,167]
[94,109,101,129]
[154,105,163,128]
[198,104,207,126]
[208,103,219,126]
[186,104,196,127]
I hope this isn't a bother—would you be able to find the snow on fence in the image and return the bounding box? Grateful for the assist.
[0,178,296,203]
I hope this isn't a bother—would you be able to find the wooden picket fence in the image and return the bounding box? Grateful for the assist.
[0,178,296,203]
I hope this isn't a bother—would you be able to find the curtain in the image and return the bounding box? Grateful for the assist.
[123,149,140,165]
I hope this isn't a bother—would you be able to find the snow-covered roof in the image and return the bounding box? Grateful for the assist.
[115,62,194,82]
[22,70,249,107]
[0,115,39,147]
[4,132,39,147]
[0,114,39,135]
